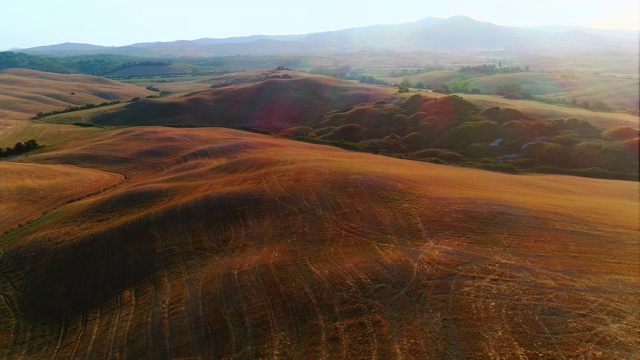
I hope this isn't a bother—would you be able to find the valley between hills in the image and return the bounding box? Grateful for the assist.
[0,17,639,358]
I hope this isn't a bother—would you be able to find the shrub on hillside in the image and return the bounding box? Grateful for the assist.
[512,158,541,168]
[528,121,558,137]
[569,140,637,172]
[622,137,639,157]
[550,134,581,146]
[603,126,639,141]
[407,112,429,125]
[555,118,599,138]
[449,121,501,145]
[281,126,314,137]
[0,139,42,158]
[501,120,527,137]
[398,94,424,114]
[463,143,503,158]
[318,124,363,143]
[360,139,408,154]
[402,132,431,151]
[73,122,97,127]
[480,107,527,123]
[413,148,464,163]
[314,127,335,137]
[495,83,533,100]
[521,142,569,167]
[392,114,410,134]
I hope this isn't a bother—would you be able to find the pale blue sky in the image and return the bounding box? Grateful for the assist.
[2,0,639,49]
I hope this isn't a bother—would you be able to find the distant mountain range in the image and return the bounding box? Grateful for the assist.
[14,16,639,57]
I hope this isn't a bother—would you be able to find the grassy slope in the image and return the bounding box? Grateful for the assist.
[0,127,637,359]
[119,70,394,98]
[0,68,151,120]
[0,162,123,234]
[386,70,639,111]
[0,68,151,154]
[0,119,106,151]
[471,72,639,110]
[462,93,639,129]
[382,69,459,85]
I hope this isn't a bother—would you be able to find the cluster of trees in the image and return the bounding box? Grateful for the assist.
[398,78,427,89]
[0,139,41,158]
[146,90,172,98]
[145,85,173,98]
[459,64,529,75]
[447,78,481,94]
[389,66,445,77]
[428,78,481,94]
[495,83,534,100]
[0,51,71,73]
[309,65,364,80]
[34,100,123,119]
[185,56,303,71]
[359,75,387,85]
[535,96,612,112]
[72,58,171,75]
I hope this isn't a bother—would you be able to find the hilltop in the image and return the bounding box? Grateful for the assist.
[14,16,638,57]
[91,71,395,129]
[0,126,637,358]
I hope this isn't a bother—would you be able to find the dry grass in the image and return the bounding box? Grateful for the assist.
[0,119,106,150]
[0,127,637,359]
[0,162,123,234]
[471,72,639,110]
[0,69,151,120]
[386,69,639,112]
[462,94,639,129]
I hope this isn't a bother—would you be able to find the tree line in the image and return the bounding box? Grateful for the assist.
[0,140,42,157]
[459,64,529,75]
[0,52,172,76]
[34,100,123,119]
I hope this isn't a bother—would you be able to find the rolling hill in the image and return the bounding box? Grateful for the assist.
[1,11,638,359]
[0,126,637,358]
[91,71,396,129]
[383,68,639,111]
[287,93,639,178]
[0,68,151,120]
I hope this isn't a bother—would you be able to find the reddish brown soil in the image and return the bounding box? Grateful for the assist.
[0,127,637,359]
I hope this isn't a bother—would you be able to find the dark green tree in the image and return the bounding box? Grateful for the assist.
[13,142,26,154]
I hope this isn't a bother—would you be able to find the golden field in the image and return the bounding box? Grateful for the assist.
[0,126,637,358]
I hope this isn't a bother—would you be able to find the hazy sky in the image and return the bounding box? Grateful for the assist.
[3,0,639,49]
